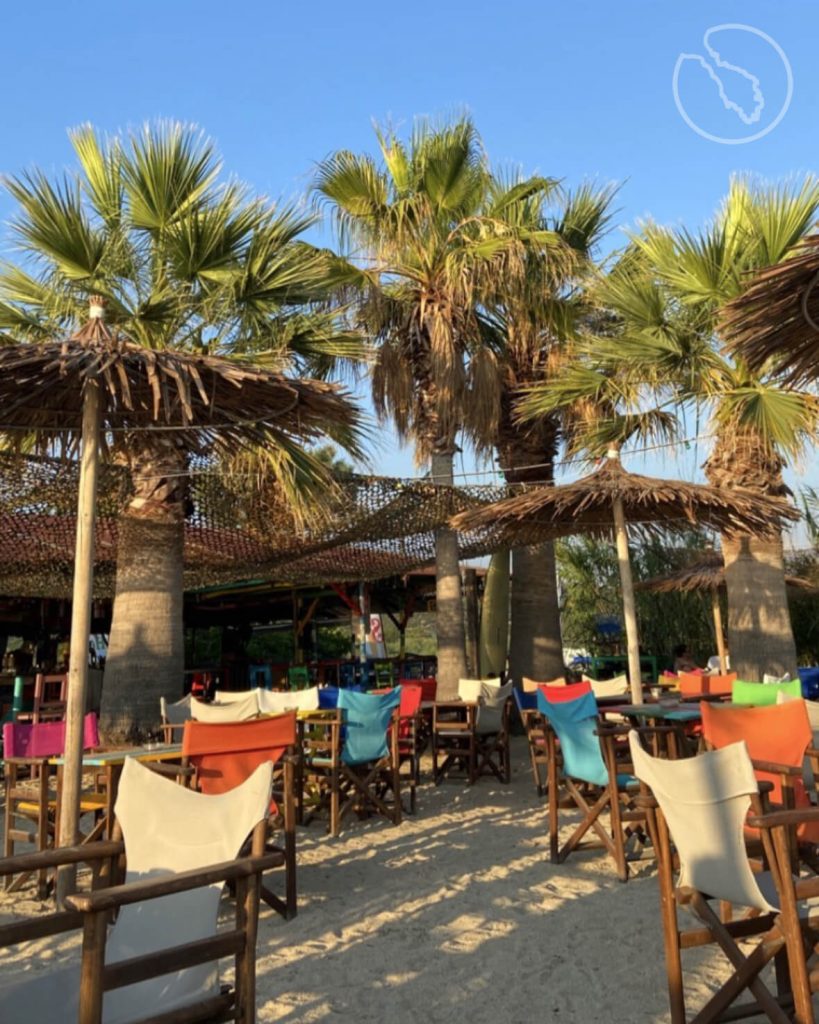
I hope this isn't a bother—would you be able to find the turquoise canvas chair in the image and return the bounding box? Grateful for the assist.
[335,689,402,829]
[732,678,802,707]
[538,687,645,881]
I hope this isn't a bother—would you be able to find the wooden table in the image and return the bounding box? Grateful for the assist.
[52,744,183,841]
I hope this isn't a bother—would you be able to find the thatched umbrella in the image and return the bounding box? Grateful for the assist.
[0,297,358,900]
[453,450,797,703]
[635,550,818,673]
[721,234,819,379]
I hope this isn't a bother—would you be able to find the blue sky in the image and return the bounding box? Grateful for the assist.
[1,0,817,502]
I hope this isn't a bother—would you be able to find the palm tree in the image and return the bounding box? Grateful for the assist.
[522,177,819,680]
[474,180,616,684]
[314,118,547,696]
[0,123,363,738]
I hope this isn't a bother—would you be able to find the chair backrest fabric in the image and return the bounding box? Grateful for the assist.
[678,671,707,697]
[160,693,192,727]
[538,680,592,703]
[182,714,296,796]
[514,689,538,713]
[701,699,818,841]
[706,673,737,696]
[583,674,628,698]
[398,683,423,719]
[190,694,259,723]
[777,690,819,740]
[522,676,565,693]
[400,676,437,703]
[106,757,273,1022]
[628,732,775,912]
[212,688,257,705]
[2,712,99,759]
[337,689,400,765]
[732,678,802,706]
[537,689,606,786]
[257,686,320,714]
[458,679,513,734]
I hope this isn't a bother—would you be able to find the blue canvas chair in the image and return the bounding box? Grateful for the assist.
[515,690,549,797]
[537,687,648,881]
[335,689,402,831]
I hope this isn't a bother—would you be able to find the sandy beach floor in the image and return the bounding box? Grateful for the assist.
[0,738,769,1022]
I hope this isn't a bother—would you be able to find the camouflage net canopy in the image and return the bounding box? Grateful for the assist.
[0,452,505,598]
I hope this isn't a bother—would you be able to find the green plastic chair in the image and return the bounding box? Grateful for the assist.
[731,678,802,706]
[287,665,311,691]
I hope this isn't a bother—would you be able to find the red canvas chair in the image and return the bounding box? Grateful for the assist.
[538,680,592,703]
[395,683,423,813]
[701,699,819,854]
[182,712,298,919]
[3,714,102,897]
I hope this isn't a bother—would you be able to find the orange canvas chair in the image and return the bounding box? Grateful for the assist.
[677,671,708,698]
[182,713,298,918]
[706,672,737,696]
[701,699,819,847]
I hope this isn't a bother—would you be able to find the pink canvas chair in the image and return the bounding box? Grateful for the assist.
[3,713,101,897]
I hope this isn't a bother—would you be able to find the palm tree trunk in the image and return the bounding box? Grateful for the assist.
[509,544,564,684]
[100,441,186,741]
[431,450,467,699]
[722,533,797,680]
[706,432,798,682]
[499,425,564,686]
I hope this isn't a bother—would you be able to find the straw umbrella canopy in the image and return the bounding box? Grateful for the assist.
[0,297,359,900]
[452,450,797,703]
[635,551,818,673]
[721,234,819,380]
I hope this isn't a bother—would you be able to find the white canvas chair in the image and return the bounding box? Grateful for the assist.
[191,693,259,723]
[0,757,279,1024]
[629,732,793,1023]
[257,685,319,714]
[213,687,259,704]
[582,673,629,699]
[159,693,192,742]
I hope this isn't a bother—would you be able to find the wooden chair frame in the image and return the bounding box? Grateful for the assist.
[299,709,402,835]
[545,724,673,882]
[474,698,512,784]
[182,741,298,922]
[518,705,549,797]
[640,786,797,1024]
[0,830,281,1024]
[432,701,478,785]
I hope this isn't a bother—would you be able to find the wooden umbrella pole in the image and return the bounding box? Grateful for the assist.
[56,377,102,906]
[712,590,728,675]
[612,493,642,704]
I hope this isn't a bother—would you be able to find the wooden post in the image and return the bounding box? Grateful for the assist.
[463,568,479,677]
[612,493,642,705]
[712,590,728,675]
[56,377,102,905]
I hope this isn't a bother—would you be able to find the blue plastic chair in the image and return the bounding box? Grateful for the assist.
[248,664,272,690]
[332,689,403,828]
[537,687,641,881]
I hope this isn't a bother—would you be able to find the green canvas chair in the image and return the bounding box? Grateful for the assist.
[732,679,802,707]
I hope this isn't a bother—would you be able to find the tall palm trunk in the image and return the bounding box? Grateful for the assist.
[431,449,467,699]
[100,440,187,741]
[705,433,797,681]
[498,420,564,685]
